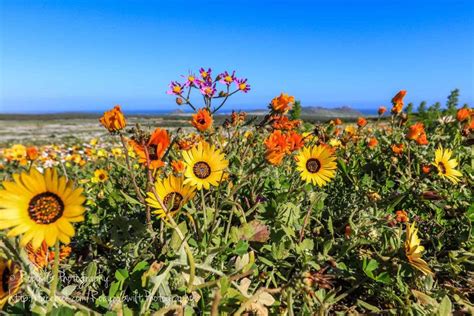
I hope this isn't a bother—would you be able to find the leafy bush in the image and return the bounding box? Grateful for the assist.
[0,70,472,315]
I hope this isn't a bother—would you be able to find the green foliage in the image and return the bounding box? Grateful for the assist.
[446,88,460,115]
[289,100,302,120]
[0,91,472,315]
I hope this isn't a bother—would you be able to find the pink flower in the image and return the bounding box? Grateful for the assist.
[235,78,251,93]
[200,82,216,97]
[182,73,197,87]
[199,67,212,82]
[167,81,184,95]
[219,71,236,86]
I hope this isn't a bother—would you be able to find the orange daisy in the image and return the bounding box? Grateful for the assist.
[270,93,294,114]
[100,105,126,132]
[191,108,213,132]
[391,90,406,114]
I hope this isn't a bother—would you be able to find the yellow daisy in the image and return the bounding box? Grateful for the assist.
[405,222,434,276]
[0,258,23,309]
[91,169,109,183]
[182,142,229,190]
[0,168,86,249]
[146,175,196,219]
[433,146,462,184]
[295,145,337,187]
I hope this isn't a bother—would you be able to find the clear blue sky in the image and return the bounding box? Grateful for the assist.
[0,0,473,113]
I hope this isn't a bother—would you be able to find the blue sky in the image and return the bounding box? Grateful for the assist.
[0,0,473,113]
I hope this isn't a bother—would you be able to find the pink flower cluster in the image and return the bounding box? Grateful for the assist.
[167,67,250,97]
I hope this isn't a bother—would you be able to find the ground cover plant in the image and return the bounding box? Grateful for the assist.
[0,69,473,315]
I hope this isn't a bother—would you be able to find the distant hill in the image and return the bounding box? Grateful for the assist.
[246,105,363,119]
[300,106,363,118]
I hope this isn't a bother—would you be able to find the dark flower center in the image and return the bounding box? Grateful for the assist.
[163,192,184,212]
[149,145,159,160]
[28,192,64,224]
[193,161,211,179]
[306,158,321,173]
[2,267,10,293]
[438,162,447,174]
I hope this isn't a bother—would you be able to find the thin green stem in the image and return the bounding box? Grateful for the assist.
[46,240,61,311]
[201,190,207,229]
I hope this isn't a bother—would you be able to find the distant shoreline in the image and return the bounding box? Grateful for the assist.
[0,106,378,119]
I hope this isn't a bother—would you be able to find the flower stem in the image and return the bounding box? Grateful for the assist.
[167,215,196,292]
[150,181,195,293]
[201,190,207,228]
[47,240,61,311]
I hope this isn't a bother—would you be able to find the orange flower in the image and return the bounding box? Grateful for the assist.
[456,108,471,122]
[378,106,387,116]
[391,143,404,155]
[131,128,170,169]
[286,131,304,151]
[264,130,289,165]
[416,132,428,145]
[395,210,409,223]
[367,137,378,149]
[171,160,185,173]
[26,241,72,269]
[26,146,39,160]
[334,118,343,125]
[391,90,406,114]
[177,134,201,150]
[270,93,294,113]
[357,117,367,128]
[266,150,286,166]
[407,122,425,140]
[422,165,431,174]
[272,115,301,130]
[191,108,213,132]
[319,142,337,154]
[230,111,247,126]
[177,139,193,150]
[149,128,170,157]
[407,122,428,145]
[100,105,126,132]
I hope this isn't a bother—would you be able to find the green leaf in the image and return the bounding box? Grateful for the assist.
[120,190,142,206]
[357,299,381,312]
[363,259,379,279]
[323,240,332,256]
[115,268,129,282]
[170,221,188,251]
[132,260,149,274]
[219,276,230,296]
[438,296,452,316]
[234,240,249,256]
[375,272,392,284]
[338,158,348,175]
[300,238,314,251]
[327,216,334,237]
[259,256,275,267]
[61,285,77,297]
[108,281,120,298]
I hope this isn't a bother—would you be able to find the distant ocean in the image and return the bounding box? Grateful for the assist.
[122,107,379,116]
[0,106,379,116]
